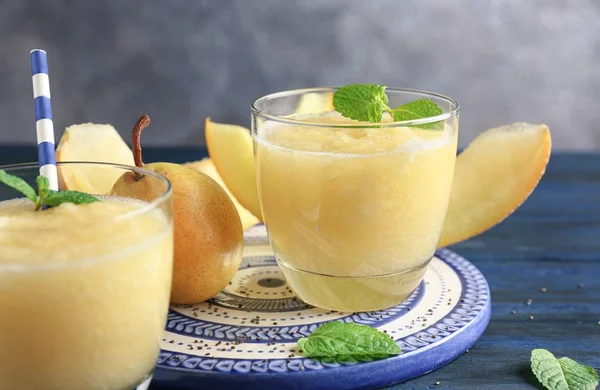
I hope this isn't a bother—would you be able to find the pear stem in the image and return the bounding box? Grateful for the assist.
[132,115,150,180]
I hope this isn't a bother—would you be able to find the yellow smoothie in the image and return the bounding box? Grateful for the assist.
[0,197,173,390]
[255,113,458,311]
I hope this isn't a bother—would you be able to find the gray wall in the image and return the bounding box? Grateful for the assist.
[1,0,598,149]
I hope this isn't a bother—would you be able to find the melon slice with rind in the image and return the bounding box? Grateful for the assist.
[438,122,551,247]
[56,123,134,194]
[206,119,551,247]
[184,158,259,230]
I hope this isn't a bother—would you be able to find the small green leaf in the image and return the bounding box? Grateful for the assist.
[36,176,50,199]
[392,99,444,130]
[0,169,37,203]
[332,84,445,128]
[559,357,599,390]
[297,321,401,358]
[44,190,99,207]
[531,349,599,390]
[333,84,390,122]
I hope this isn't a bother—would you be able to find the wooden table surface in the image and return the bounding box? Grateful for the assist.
[2,147,598,389]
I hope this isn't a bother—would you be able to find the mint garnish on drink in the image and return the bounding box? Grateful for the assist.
[332,84,444,129]
[531,349,599,390]
[297,321,401,359]
[0,169,99,210]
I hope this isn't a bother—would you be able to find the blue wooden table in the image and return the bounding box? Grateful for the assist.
[2,148,598,389]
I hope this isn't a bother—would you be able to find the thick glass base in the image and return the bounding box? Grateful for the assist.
[276,258,431,312]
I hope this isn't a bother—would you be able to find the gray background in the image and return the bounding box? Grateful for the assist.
[1,0,598,149]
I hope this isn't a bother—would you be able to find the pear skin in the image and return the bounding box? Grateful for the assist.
[111,115,244,304]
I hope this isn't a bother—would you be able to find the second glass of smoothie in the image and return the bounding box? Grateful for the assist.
[251,88,459,312]
[0,162,173,390]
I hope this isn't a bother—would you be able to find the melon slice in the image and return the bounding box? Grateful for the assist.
[56,123,134,194]
[293,91,334,115]
[184,158,259,230]
[205,120,551,247]
[205,118,262,220]
[438,122,551,247]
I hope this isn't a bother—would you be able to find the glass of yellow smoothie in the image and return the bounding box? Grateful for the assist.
[251,87,459,312]
[0,162,173,390]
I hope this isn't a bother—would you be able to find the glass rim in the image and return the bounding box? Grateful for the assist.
[0,161,172,232]
[0,161,172,271]
[251,86,460,128]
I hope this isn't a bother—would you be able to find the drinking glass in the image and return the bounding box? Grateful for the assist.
[0,162,173,390]
[251,88,459,312]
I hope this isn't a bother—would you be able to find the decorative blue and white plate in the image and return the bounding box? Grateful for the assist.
[153,225,491,390]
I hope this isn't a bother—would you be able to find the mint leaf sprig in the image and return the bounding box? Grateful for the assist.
[332,84,444,129]
[531,349,599,390]
[0,169,99,210]
[297,321,401,359]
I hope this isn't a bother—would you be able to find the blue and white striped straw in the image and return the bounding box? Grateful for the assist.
[30,49,58,191]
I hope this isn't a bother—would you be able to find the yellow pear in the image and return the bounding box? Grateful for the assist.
[111,115,244,304]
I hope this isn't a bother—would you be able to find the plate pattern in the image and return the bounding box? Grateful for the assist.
[156,225,490,376]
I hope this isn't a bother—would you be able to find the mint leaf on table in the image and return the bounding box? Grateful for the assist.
[559,357,600,390]
[44,190,99,208]
[0,169,37,203]
[297,321,401,359]
[332,84,444,129]
[531,349,599,390]
[333,84,391,122]
[393,99,444,130]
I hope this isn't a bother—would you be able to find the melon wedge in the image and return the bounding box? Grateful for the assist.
[205,118,263,220]
[184,158,259,230]
[293,91,334,115]
[56,123,134,194]
[206,119,551,247]
[438,122,551,247]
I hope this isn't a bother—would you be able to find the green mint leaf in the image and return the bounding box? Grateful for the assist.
[0,169,37,203]
[333,84,390,122]
[44,190,99,207]
[34,176,51,210]
[531,349,599,390]
[297,321,401,358]
[36,176,50,199]
[332,85,445,128]
[392,99,444,130]
[559,357,599,390]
